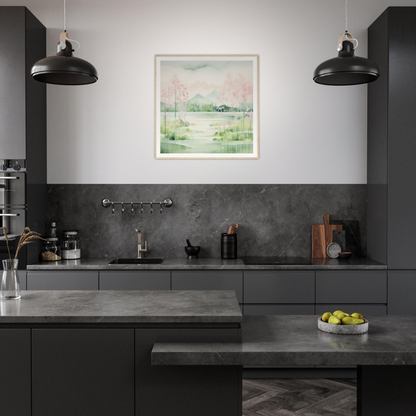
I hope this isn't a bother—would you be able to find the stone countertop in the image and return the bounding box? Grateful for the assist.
[152,315,416,366]
[0,290,242,324]
[27,257,387,270]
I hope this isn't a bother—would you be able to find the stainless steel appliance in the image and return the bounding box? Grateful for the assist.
[0,159,44,269]
[0,160,26,237]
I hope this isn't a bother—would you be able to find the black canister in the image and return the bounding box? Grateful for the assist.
[221,233,237,259]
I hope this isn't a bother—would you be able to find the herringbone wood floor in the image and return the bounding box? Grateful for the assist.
[243,379,357,416]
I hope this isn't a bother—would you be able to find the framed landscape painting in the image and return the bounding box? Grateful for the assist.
[155,55,259,159]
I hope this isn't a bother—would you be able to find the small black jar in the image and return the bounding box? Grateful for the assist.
[221,233,237,259]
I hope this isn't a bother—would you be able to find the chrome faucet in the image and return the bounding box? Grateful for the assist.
[135,229,147,259]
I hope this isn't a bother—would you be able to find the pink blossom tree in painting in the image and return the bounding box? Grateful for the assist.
[158,57,256,155]
[160,87,173,137]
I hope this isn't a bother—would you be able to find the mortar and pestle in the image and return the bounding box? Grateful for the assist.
[185,239,200,259]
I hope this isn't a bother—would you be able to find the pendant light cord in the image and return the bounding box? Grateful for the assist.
[61,0,81,50]
[337,0,358,50]
[345,0,348,32]
[64,0,66,32]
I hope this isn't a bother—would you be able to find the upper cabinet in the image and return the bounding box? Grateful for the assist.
[0,7,45,160]
[368,7,416,269]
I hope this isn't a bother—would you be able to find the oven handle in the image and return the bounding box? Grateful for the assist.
[0,177,18,180]
[0,213,20,217]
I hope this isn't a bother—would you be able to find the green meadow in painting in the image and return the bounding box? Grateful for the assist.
[158,59,256,155]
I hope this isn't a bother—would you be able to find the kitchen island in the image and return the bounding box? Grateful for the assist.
[0,290,242,416]
[153,315,416,416]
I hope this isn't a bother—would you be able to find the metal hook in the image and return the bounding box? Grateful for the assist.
[160,202,163,214]
[150,202,153,214]
[131,202,134,214]
[112,203,115,214]
[121,203,125,214]
[140,203,144,214]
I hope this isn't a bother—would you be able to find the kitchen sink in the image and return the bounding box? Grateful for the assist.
[109,258,164,265]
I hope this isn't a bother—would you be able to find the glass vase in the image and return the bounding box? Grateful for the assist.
[1,259,21,300]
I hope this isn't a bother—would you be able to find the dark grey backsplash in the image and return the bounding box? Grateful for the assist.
[47,184,367,259]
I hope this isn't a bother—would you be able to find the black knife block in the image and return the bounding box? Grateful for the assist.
[221,233,237,259]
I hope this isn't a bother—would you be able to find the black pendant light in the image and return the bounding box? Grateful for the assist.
[313,0,379,86]
[31,0,97,85]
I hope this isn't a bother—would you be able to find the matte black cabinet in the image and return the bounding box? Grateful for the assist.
[0,7,45,159]
[135,328,241,416]
[32,329,135,416]
[368,7,416,270]
[0,329,31,416]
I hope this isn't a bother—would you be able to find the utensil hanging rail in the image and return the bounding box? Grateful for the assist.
[101,197,173,214]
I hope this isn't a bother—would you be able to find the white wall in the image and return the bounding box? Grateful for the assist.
[2,0,416,184]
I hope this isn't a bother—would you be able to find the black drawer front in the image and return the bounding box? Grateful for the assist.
[244,271,315,304]
[388,271,416,314]
[99,271,170,290]
[27,271,99,290]
[244,304,315,315]
[172,271,243,303]
[316,303,387,316]
[316,271,387,304]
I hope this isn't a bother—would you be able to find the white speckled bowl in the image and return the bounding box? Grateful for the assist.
[318,318,369,335]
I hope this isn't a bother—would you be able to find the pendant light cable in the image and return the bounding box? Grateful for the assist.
[64,0,66,32]
[345,0,348,32]
[61,0,80,50]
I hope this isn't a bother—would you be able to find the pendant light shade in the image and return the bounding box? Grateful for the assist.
[313,0,379,86]
[31,40,97,85]
[31,0,97,86]
[313,40,379,86]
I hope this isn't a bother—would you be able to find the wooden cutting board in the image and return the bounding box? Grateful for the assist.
[312,214,343,258]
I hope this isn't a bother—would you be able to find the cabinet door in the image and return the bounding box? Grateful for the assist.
[100,271,170,290]
[27,271,99,290]
[388,271,416,314]
[172,271,243,303]
[0,329,31,416]
[136,328,241,416]
[0,8,26,158]
[19,270,27,290]
[32,329,134,416]
[387,9,416,270]
[316,271,387,304]
[316,304,387,315]
[244,304,315,315]
[244,271,315,304]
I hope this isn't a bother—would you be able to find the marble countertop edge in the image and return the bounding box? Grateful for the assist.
[151,345,416,366]
[0,290,242,324]
[26,257,387,270]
